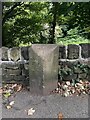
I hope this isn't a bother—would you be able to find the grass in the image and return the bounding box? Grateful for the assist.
[56,36,90,45]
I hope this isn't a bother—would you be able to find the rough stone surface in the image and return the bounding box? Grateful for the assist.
[0,47,8,61]
[9,47,20,61]
[2,75,26,83]
[63,74,77,81]
[59,61,77,68]
[80,43,90,58]
[0,48,2,60]
[21,47,29,60]
[67,44,79,59]
[29,44,59,95]
[2,75,14,82]
[0,61,20,69]
[79,59,90,65]
[22,69,29,77]
[59,45,66,59]
[2,68,21,76]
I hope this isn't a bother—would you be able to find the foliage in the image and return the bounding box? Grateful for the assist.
[2,2,50,47]
[57,27,90,45]
[2,2,90,47]
[59,62,90,82]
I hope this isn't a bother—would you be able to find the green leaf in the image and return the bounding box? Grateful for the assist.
[3,92,11,98]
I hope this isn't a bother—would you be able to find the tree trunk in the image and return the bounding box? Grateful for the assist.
[48,2,58,44]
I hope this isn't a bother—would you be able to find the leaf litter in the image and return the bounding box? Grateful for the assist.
[51,80,90,97]
[2,83,23,109]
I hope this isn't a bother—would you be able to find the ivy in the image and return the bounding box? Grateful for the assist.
[59,61,90,82]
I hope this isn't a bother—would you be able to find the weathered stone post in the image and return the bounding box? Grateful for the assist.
[29,44,59,95]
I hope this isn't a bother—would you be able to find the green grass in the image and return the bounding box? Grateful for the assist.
[56,36,90,45]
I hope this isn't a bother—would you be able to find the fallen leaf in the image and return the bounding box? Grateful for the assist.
[27,108,35,116]
[3,92,11,98]
[6,105,12,109]
[66,81,70,86]
[9,101,15,106]
[72,88,75,94]
[62,85,68,90]
[56,88,59,91]
[58,112,63,120]
[11,84,17,89]
[63,92,69,97]
[14,84,22,92]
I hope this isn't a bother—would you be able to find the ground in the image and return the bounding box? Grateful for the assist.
[2,89,89,118]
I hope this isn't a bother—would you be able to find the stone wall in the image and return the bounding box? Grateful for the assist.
[0,43,90,85]
[0,47,29,85]
[58,43,90,82]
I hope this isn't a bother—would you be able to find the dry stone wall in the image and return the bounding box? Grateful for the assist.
[0,43,90,85]
[0,47,29,85]
[58,43,90,82]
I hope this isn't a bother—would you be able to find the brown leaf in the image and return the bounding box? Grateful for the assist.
[58,112,63,120]
[14,84,22,92]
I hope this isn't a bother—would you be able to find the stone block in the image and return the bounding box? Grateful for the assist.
[2,75,14,82]
[29,44,59,95]
[13,75,26,81]
[59,61,78,69]
[80,43,90,58]
[67,44,79,59]
[79,59,90,65]
[21,47,29,60]
[63,74,77,81]
[2,75,26,83]
[0,47,8,61]
[8,47,20,61]
[59,45,66,59]
[2,68,21,75]
[0,61,20,69]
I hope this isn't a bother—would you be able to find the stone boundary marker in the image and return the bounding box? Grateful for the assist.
[29,44,59,95]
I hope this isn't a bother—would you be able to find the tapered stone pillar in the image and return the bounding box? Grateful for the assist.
[29,44,59,95]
